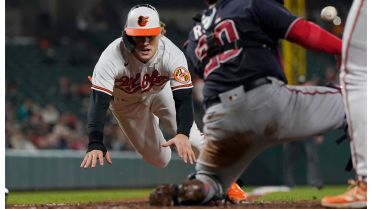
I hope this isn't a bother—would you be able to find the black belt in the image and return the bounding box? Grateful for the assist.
[204,78,272,109]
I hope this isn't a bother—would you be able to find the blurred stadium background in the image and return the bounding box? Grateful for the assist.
[5,0,354,191]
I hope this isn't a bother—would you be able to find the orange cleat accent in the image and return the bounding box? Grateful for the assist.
[321,179,367,208]
[227,183,249,203]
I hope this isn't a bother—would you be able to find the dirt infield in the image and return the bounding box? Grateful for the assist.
[6,200,332,209]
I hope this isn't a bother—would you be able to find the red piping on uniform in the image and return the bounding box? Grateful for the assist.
[171,83,194,91]
[286,19,342,55]
[285,87,340,95]
[91,84,113,95]
[341,0,365,175]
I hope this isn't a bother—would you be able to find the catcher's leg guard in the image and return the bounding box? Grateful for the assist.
[189,171,249,203]
[149,179,207,206]
[178,179,207,205]
[149,184,179,206]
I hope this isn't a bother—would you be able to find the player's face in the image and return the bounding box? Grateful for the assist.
[132,35,160,63]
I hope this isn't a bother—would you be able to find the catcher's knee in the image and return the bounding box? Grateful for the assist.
[199,134,254,168]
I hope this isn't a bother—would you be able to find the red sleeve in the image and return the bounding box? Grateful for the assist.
[286,19,341,55]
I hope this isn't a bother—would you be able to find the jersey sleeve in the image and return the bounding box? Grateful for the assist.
[91,60,117,96]
[253,0,298,39]
[184,28,203,78]
[167,52,194,91]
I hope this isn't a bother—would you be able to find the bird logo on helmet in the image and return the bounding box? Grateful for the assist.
[122,4,161,52]
[138,16,149,27]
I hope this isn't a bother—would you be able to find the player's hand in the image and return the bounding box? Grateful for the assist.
[80,150,112,168]
[161,134,196,164]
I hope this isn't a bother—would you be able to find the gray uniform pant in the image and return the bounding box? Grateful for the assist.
[196,77,346,192]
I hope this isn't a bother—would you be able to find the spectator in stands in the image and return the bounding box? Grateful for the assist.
[284,135,324,190]
[17,99,37,122]
[41,103,60,125]
[58,76,71,98]
[8,128,36,150]
[324,66,339,84]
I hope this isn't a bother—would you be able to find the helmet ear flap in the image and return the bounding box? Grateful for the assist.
[122,30,135,52]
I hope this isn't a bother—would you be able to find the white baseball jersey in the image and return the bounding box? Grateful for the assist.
[91,36,193,101]
[90,36,205,167]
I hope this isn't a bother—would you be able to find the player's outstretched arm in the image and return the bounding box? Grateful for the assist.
[162,134,196,164]
[81,89,112,168]
[167,87,196,164]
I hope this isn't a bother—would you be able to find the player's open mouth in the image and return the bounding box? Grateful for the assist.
[140,48,151,55]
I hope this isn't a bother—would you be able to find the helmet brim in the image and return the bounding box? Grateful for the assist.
[125,27,161,36]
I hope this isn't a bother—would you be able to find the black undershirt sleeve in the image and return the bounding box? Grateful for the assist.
[87,90,112,155]
[172,88,194,137]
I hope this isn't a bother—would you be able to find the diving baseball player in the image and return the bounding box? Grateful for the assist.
[80,4,199,169]
[80,4,248,202]
[149,0,349,206]
[321,1,367,208]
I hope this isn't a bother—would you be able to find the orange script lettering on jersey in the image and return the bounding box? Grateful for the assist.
[114,70,168,94]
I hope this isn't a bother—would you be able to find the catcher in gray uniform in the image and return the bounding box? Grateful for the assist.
[149,0,347,205]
